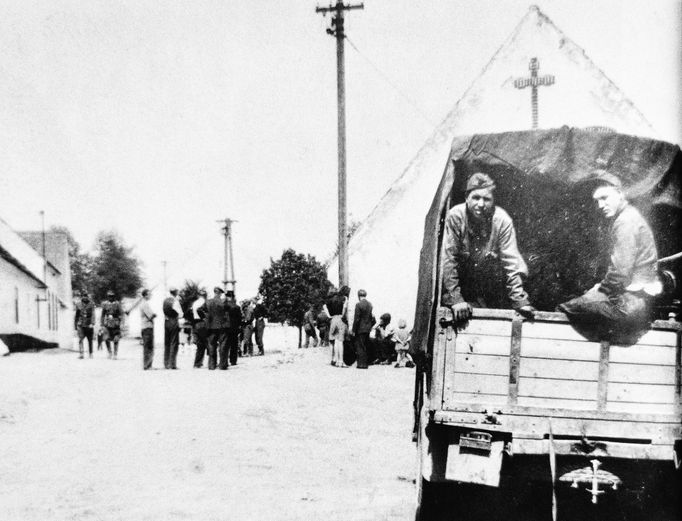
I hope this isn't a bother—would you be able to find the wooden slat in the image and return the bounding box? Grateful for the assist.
[631,329,678,347]
[459,319,512,337]
[453,353,509,376]
[508,317,522,405]
[442,323,460,402]
[453,373,508,395]
[607,382,677,404]
[520,358,599,381]
[609,344,677,366]
[597,341,610,412]
[609,363,677,384]
[448,391,508,405]
[522,321,590,342]
[516,396,597,411]
[518,378,598,401]
[605,401,681,415]
[430,309,449,410]
[521,337,601,362]
[454,334,510,356]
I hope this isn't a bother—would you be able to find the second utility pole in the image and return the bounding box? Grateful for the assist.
[316,0,363,288]
[217,218,237,294]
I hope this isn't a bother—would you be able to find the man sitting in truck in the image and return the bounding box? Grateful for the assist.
[558,173,661,342]
[441,172,536,322]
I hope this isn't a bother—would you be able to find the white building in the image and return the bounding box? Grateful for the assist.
[0,217,73,351]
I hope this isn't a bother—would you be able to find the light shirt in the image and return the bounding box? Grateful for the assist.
[140,300,156,330]
[192,297,206,320]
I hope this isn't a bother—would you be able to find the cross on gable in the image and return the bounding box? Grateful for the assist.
[514,57,555,129]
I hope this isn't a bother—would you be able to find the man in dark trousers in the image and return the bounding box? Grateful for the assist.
[162,287,183,369]
[205,286,227,370]
[253,297,267,355]
[192,289,208,368]
[139,289,156,370]
[352,289,376,369]
[74,292,96,359]
[101,290,124,360]
[225,291,242,366]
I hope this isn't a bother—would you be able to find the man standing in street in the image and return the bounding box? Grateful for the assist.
[192,289,208,368]
[303,305,318,348]
[352,289,376,369]
[225,290,242,366]
[205,286,227,370]
[139,289,156,370]
[241,299,255,356]
[74,292,96,359]
[559,173,661,342]
[441,172,536,323]
[253,297,267,356]
[163,287,183,369]
[101,290,123,360]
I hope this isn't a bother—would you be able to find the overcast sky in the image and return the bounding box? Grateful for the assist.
[1,0,680,297]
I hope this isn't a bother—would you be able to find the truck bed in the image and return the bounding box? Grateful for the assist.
[429,308,682,460]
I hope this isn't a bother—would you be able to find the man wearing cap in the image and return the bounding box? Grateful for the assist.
[74,292,96,359]
[225,290,243,366]
[192,289,208,368]
[558,173,660,341]
[441,172,535,322]
[139,289,156,370]
[205,286,227,370]
[101,290,124,359]
[162,287,183,369]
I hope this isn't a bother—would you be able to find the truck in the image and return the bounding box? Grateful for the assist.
[411,127,681,520]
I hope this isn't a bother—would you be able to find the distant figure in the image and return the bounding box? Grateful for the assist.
[392,319,414,368]
[558,173,661,343]
[225,291,243,366]
[253,297,267,356]
[139,289,157,370]
[352,289,376,369]
[101,290,123,360]
[303,305,318,348]
[316,307,331,347]
[204,287,227,370]
[372,313,394,365]
[74,292,96,359]
[326,286,350,367]
[162,287,183,369]
[192,289,208,368]
[241,299,255,357]
[441,172,536,322]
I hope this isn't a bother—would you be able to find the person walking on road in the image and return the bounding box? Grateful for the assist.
[74,292,96,359]
[139,289,156,370]
[352,289,375,369]
[101,290,123,360]
[163,287,183,369]
[303,305,318,348]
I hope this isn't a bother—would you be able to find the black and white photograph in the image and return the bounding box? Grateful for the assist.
[0,1,680,520]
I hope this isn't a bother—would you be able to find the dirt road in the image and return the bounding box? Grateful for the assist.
[0,335,417,521]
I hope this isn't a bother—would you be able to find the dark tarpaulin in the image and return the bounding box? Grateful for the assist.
[410,126,681,358]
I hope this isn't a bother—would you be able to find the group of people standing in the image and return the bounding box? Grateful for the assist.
[303,286,414,369]
[138,286,267,371]
[74,290,124,360]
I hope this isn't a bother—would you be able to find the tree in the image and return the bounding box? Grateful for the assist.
[89,231,144,303]
[258,249,333,347]
[49,225,93,295]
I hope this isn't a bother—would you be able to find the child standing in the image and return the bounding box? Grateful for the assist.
[392,319,414,368]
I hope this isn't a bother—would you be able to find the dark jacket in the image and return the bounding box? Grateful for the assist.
[205,297,227,330]
[352,298,375,335]
[225,300,243,330]
[74,300,95,329]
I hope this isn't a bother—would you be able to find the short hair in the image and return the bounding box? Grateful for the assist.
[339,286,351,297]
[141,289,150,297]
[358,289,367,297]
[465,172,496,194]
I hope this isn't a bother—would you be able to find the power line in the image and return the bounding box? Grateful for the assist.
[345,36,438,128]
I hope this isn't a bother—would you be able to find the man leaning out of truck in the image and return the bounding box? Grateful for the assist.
[441,172,536,323]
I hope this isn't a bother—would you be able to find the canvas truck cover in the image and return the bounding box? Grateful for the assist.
[411,126,682,358]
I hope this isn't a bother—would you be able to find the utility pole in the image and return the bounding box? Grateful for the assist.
[217,218,237,294]
[316,0,363,287]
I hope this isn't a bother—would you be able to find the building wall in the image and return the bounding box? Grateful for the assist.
[0,257,65,347]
